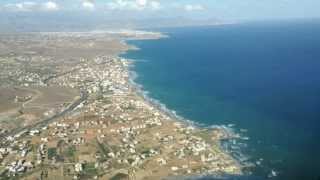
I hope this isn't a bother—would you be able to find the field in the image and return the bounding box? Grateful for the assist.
[0,86,79,132]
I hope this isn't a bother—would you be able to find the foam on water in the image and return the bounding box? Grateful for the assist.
[123,56,253,174]
[119,22,320,179]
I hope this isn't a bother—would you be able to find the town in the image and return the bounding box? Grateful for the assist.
[0,32,242,179]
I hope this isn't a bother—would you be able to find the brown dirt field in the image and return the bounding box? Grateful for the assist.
[27,86,79,108]
[0,34,130,59]
[0,87,35,113]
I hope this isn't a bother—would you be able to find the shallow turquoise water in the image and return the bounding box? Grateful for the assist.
[123,20,320,179]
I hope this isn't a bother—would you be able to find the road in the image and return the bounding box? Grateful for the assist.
[0,90,88,144]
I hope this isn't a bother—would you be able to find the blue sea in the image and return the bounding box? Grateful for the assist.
[122,20,320,180]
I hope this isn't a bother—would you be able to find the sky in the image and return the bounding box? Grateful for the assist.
[0,0,319,31]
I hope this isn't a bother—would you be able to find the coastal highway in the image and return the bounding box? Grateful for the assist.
[0,90,88,144]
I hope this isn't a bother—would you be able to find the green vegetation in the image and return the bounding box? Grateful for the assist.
[47,148,57,160]
[100,98,112,104]
[57,139,65,148]
[64,146,76,161]
[0,175,20,180]
[81,163,98,177]
[96,141,110,163]
[66,146,76,156]
[96,141,110,156]
[110,173,129,180]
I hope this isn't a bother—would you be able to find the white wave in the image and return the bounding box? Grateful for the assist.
[122,40,255,173]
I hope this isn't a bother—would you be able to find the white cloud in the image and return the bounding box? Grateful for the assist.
[5,1,37,11]
[184,4,205,11]
[106,0,160,11]
[106,0,143,10]
[82,1,95,10]
[43,1,59,11]
[3,1,60,12]
[150,1,160,10]
[136,0,147,7]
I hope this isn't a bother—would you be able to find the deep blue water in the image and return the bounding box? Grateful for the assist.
[123,20,320,180]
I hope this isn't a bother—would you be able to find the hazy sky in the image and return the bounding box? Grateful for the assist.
[0,0,319,21]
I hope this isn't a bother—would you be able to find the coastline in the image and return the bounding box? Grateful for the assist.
[120,37,246,177]
[2,22,320,179]
[119,37,200,128]
[0,31,245,179]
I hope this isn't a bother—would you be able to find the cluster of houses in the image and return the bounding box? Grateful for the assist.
[0,55,50,87]
[50,56,130,97]
[0,140,35,177]
[6,160,34,176]
[0,55,242,178]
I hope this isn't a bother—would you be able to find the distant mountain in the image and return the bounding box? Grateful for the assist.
[0,12,228,32]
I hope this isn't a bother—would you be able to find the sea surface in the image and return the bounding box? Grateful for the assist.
[122,20,320,180]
